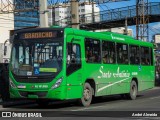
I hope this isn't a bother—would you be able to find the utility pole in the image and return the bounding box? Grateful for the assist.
[136,0,149,41]
[124,17,128,35]
[92,0,95,23]
[39,0,49,27]
[71,0,79,29]
[52,7,55,26]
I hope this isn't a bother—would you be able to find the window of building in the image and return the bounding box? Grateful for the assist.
[81,3,84,6]
[129,45,140,65]
[117,43,128,64]
[102,41,115,64]
[85,38,101,63]
[81,9,85,12]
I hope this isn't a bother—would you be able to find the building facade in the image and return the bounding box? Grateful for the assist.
[0,0,39,63]
[0,4,14,43]
[14,0,39,29]
[49,2,100,27]
[13,1,100,28]
[0,2,14,63]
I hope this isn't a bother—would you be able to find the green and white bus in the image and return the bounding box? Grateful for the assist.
[9,27,155,106]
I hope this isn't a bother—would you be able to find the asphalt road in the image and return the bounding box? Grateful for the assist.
[0,87,160,119]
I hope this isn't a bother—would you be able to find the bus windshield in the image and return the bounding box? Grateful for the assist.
[10,39,63,77]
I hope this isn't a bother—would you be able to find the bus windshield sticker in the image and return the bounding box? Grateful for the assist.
[39,68,57,72]
[123,45,127,50]
[34,67,40,75]
[34,63,39,67]
[94,41,98,44]
[27,71,32,76]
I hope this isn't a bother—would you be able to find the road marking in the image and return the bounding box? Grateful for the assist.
[150,96,160,100]
[71,105,104,111]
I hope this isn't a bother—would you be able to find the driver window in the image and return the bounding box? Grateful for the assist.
[67,43,81,65]
[67,43,81,76]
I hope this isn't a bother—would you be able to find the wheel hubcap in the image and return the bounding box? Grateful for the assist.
[132,85,136,96]
[84,88,91,101]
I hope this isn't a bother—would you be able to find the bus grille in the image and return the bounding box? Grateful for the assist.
[13,75,54,83]
[15,78,53,83]
[19,91,47,98]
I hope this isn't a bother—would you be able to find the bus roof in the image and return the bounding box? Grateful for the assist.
[14,27,64,34]
[12,27,153,48]
[64,28,153,48]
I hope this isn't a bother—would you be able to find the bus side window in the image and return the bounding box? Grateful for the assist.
[150,48,153,66]
[141,47,150,65]
[130,45,140,65]
[102,41,115,64]
[117,43,128,64]
[66,43,81,76]
[85,38,101,63]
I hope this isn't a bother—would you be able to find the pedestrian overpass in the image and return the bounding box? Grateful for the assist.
[79,2,160,30]
[55,2,160,30]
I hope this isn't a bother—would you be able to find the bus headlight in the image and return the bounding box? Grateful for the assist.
[52,77,63,89]
[9,78,17,88]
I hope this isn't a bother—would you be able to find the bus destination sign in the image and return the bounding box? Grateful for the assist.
[20,31,57,39]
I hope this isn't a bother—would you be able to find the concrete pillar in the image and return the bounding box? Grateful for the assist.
[39,0,49,27]
[71,0,79,29]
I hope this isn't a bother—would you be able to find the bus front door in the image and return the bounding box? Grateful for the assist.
[66,38,83,99]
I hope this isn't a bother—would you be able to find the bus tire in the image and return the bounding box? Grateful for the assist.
[79,82,93,107]
[127,80,138,100]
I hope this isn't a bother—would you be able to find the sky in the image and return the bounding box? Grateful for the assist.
[100,0,159,9]
[98,0,160,41]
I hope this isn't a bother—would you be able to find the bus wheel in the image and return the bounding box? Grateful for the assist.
[79,82,93,107]
[127,81,138,100]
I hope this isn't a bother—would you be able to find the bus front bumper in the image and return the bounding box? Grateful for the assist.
[10,86,66,100]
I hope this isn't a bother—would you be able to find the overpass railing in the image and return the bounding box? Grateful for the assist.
[55,2,160,27]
